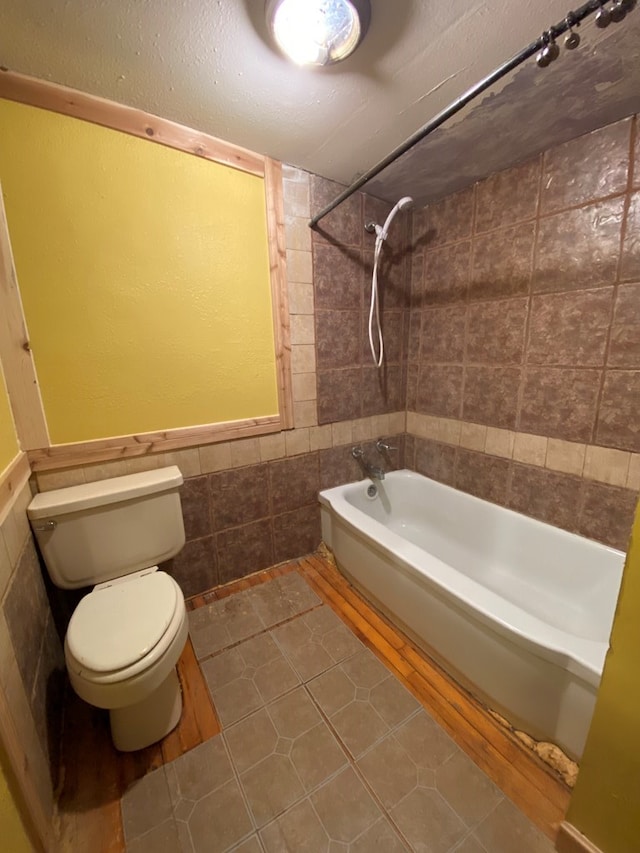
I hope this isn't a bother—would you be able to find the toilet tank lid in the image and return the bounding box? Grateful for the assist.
[28,466,183,520]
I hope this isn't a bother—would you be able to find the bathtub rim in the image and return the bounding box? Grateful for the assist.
[319,469,624,689]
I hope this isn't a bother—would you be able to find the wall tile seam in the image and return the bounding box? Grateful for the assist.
[430,448,633,550]
[183,504,320,541]
[406,414,639,491]
[588,153,638,445]
[630,115,638,189]
[417,189,631,254]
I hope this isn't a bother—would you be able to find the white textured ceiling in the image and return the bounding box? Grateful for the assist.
[2,1,640,206]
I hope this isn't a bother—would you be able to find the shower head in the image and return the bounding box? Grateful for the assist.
[364,195,414,241]
[379,195,414,242]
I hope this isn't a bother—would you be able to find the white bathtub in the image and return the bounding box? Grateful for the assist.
[319,469,625,759]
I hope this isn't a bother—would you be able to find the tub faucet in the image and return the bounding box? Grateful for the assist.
[376,437,398,454]
[351,446,385,481]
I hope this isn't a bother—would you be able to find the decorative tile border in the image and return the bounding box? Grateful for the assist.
[407,411,640,491]
[34,412,406,491]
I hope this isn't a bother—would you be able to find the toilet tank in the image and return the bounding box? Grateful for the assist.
[27,466,185,589]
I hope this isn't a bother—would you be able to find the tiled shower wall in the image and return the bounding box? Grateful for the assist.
[0,479,65,833]
[406,115,640,550]
[34,169,411,597]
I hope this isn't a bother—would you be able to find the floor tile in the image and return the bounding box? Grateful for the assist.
[201,633,301,724]
[166,737,235,809]
[350,817,409,852]
[123,568,562,853]
[126,818,182,853]
[240,752,306,827]
[273,605,363,681]
[289,722,348,792]
[308,650,412,759]
[121,766,174,843]
[310,766,384,844]
[189,592,264,659]
[369,674,421,728]
[225,708,279,774]
[267,686,322,739]
[474,798,556,853]
[340,648,389,689]
[307,665,355,717]
[330,696,390,758]
[391,787,467,853]
[230,836,264,853]
[187,778,254,853]
[357,735,419,809]
[393,710,458,770]
[260,798,330,852]
[436,749,503,828]
[247,574,320,628]
[451,835,489,853]
[201,668,264,726]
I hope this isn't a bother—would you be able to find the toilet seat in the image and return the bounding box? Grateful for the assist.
[66,569,182,679]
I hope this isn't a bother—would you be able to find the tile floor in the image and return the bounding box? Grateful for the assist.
[121,574,556,853]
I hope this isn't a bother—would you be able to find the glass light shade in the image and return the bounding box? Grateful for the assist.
[266,0,370,66]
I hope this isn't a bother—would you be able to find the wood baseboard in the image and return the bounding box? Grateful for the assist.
[556,822,605,853]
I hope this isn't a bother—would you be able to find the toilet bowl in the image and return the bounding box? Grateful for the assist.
[64,568,189,751]
[28,466,188,751]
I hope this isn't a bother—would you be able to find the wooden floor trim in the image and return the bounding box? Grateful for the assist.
[55,637,219,852]
[556,822,604,853]
[55,552,570,850]
[297,552,571,842]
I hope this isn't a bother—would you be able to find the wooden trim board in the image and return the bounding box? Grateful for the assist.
[264,157,294,431]
[0,188,49,451]
[296,553,571,841]
[27,414,282,472]
[56,553,570,849]
[0,451,30,523]
[56,637,219,852]
[0,74,295,471]
[187,552,570,841]
[0,70,264,177]
[556,822,605,853]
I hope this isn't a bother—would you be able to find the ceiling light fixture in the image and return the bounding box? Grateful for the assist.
[266,0,370,66]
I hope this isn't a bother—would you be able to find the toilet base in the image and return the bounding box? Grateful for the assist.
[109,667,183,752]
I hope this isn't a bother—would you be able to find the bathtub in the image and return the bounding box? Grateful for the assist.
[319,469,625,759]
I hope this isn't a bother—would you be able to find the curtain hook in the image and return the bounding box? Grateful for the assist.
[564,12,581,48]
[595,1,612,28]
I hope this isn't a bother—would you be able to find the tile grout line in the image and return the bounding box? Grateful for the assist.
[210,595,419,848]
[192,598,326,665]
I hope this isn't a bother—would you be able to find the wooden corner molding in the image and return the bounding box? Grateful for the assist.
[264,157,293,430]
[26,415,283,472]
[0,452,30,523]
[0,74,294,469]
[0,69,265,177]
[0,190,50,451]
[556,822,605,853]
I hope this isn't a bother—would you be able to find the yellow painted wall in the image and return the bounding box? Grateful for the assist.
[0,748,32,853]
[0,363,19,473]
[566,501,640,852]
[0,99,278,443]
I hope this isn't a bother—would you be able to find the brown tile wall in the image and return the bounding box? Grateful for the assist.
[405,435,635,551]
[407,115,640,550]
[163,434,405,596]
[0,479,64,831]
[310,176,411,424]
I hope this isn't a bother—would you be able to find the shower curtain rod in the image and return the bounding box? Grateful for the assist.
[309,0,628,228]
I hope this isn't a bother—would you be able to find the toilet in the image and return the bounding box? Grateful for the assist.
[27,465,189,752]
